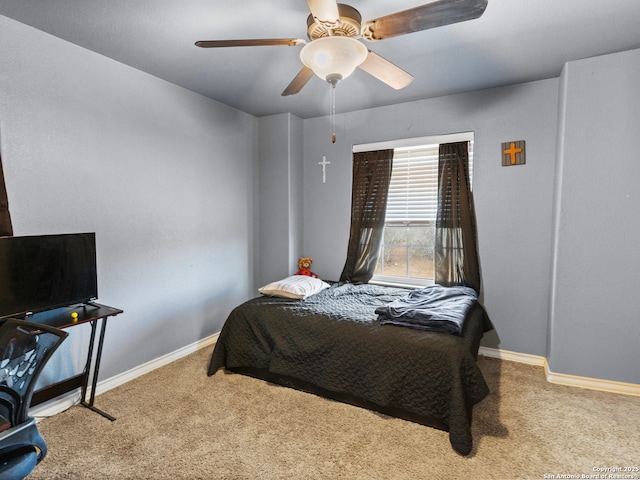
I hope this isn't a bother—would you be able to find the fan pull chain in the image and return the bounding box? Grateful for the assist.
[330,82,337,144]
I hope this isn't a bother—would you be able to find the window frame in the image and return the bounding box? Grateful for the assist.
[353,132,474,288]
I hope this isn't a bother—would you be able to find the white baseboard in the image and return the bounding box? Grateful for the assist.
[31,332,219,419]
[479,346,546,366]
[479,346,640,397]
[33,338,638,420]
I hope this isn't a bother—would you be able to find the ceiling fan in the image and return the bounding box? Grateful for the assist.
[195,0,488,96]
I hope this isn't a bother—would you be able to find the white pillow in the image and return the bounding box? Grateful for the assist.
[258,275,330,300]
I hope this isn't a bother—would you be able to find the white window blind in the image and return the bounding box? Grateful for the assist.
[386,144,439,225]
[385,141,474,226]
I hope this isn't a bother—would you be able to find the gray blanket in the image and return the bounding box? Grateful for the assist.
[375,285,478,335]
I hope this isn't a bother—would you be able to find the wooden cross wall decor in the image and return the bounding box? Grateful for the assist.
[502,140,526,166]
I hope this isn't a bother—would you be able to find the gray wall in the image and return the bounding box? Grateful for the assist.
[257,113,304,286]
[548,48,640,383]
[0,15,258,384]
[300,48,640,384]
[302,80,560,359]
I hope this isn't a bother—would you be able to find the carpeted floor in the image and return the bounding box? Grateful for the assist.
[29,347,640,479]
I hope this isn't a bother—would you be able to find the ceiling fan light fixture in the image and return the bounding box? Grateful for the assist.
[300,36,368,84]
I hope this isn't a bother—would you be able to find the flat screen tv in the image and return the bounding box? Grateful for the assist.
[0,233,98,319]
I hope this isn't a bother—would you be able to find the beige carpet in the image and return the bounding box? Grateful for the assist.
[29,347,640,480]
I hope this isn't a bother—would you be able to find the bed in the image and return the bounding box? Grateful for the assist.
[208,280,493,455]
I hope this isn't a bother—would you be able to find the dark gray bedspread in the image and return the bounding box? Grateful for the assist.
[208,282,492,455]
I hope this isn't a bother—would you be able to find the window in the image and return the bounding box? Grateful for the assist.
[354,133,474,287]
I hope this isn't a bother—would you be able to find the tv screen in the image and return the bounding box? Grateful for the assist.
[0,233,98,319]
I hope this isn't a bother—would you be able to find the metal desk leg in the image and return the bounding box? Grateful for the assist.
[80,317,116,421]
[80,320,96,405]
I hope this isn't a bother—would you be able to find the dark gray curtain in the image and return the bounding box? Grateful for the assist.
[0,153,12,237]
[435,141,481,292]
[340,149,393,284]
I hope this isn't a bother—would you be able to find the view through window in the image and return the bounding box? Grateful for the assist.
[354,133,474,287]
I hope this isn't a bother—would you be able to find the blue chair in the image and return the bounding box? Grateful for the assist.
[0,319,68,480]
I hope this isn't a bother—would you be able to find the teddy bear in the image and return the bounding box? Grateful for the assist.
[295,257,318,278]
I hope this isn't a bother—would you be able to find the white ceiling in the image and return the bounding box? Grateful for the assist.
[1,0,639,119]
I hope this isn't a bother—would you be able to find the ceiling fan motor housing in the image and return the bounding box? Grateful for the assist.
[306,3,362,40]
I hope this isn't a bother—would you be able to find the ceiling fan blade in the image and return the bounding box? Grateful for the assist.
[362,0,488,41]
[195,39,305,48]
[282,66,315,96]
[307,0,340,25]
[358,51,413,90]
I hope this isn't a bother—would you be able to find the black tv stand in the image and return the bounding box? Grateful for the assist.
[27,302,123,421]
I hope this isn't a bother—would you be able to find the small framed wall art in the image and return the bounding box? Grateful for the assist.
[502,140,526,166]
